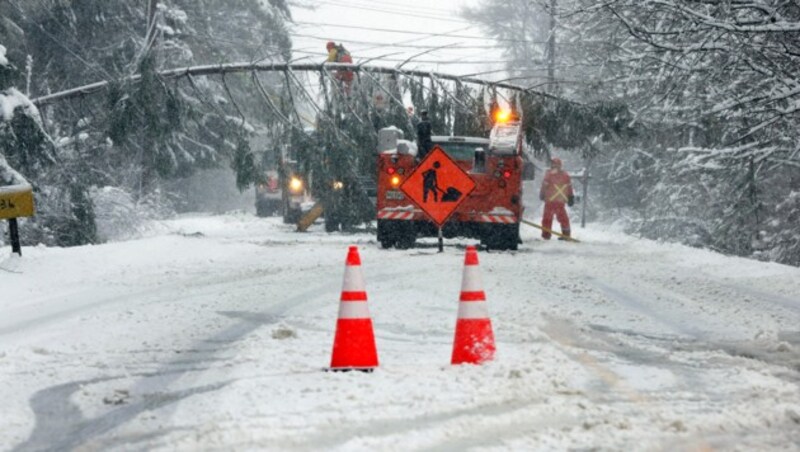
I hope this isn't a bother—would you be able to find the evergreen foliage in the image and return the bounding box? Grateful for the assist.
[463,0,800,266]
[0,0,292,245]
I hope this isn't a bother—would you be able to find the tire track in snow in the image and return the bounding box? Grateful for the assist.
[720,281,800,317]
[587,277,706,339]
[585,276,800,382]
[0,266,287,337]
[11,276,337,452]
[12,263,412,451]
[239,397,572,451]
[539,276,799,450]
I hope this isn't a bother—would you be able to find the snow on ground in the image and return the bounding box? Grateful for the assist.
[1,212,799,451]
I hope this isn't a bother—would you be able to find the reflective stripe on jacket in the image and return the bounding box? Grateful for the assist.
[540,169,573,204]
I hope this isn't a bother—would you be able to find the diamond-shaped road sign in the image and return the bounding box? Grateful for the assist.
[400,146,476,227]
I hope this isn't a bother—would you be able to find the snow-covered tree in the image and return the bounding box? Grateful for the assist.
[462,0,800,266]
[0,0,293,244]
[0,39,97,247]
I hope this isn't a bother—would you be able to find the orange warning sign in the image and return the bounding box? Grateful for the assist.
[400,146,476,227]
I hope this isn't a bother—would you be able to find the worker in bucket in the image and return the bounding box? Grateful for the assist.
[539,157,574,240]
[325,41,354,94]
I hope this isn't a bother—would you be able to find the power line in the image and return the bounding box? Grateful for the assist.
[334,0,456,15]
[354,25,475,53]
[290,32,503,50]
[313,0,470,24]
[291,49,515,65]
[293,21,548,44]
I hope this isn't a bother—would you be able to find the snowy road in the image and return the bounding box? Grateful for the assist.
[1,213,799,451]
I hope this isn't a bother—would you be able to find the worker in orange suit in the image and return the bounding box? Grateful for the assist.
[539,157,574,239]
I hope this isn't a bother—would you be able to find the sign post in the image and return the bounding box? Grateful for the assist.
[400,146,476,252]
[8,218,20,255]
[1,185,35,256]
[580,162,591,229]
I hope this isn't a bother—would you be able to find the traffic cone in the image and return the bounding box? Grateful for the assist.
[329,245,379,371]
[451,245,495,365]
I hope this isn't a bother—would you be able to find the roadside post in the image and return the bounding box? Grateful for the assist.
[1,184,35,256]
[400,146,476,253]
[580,167,590,229]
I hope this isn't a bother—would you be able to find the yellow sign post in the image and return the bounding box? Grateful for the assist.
[1,185,35,256]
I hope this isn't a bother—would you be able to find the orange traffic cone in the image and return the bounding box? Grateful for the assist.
[329,245,379,371]
[451,245,495,365]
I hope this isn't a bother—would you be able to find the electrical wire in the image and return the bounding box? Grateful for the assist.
[292,21,548,44]
[330,0,456,15]
[312,0,471,24]
[290,32,504,49]
[291,49,514,65]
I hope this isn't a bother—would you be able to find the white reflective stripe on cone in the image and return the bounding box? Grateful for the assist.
[460,266,484,292]
[457,301,489,319]
[338,301,371,319]
[342,266,366,292]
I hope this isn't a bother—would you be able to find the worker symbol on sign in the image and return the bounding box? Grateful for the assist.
[422,161,462,203]
[400,146,475,227]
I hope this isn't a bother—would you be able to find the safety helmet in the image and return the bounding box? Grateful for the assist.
[551,157,562,168]
[326,41,336,50]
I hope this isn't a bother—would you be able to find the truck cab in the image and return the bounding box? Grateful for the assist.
[376,122,525,250]
[255,169,282,217]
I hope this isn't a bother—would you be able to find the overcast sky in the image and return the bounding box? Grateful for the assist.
[288,0,508,80]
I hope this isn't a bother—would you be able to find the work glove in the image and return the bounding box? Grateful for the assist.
[567,195,575,207]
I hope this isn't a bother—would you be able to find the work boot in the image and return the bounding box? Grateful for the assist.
[558,229,571,241]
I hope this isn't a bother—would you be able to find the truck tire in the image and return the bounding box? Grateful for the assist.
[377,220,415,249]
[483,224,519,251]
[377,220,395,249]
[394,221,416,249]
[324,207,340,232]
[256,201,269,218]
[284,207,302,224]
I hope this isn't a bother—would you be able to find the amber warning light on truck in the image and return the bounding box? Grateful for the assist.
[494,109,511,123]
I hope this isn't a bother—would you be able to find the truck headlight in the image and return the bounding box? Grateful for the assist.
[332,181,344,190]
[289,177,303,193]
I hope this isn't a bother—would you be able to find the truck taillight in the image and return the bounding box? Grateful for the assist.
[503,170,512,179]
[386,167,396,175]
[390,175,401,187]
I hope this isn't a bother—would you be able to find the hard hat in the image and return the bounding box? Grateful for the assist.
[551,157,562,167]
[326,41,336,50]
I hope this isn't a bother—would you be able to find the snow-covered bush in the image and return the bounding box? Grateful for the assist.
[91,186,178,242]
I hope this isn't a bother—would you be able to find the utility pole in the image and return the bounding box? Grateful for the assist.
[547,0,557,93]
